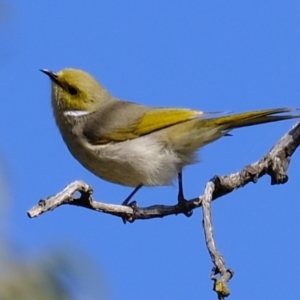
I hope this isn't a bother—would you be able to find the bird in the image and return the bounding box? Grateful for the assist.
[41,68,298,211]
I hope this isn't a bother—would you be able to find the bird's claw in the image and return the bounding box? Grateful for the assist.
[121,200,138,223]
[178,197,193,217]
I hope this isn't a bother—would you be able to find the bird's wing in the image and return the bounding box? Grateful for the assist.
[83,104,202,145]
[134,108,203,135]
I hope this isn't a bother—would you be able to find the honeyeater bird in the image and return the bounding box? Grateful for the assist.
[41,68,298,208]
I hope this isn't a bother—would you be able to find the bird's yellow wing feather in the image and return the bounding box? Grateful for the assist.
[135,108,202,135]
[85,107,202,144]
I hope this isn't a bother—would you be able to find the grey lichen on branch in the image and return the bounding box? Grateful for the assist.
[27,121,300,299]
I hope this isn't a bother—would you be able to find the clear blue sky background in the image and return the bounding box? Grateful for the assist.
[1,1,300,299]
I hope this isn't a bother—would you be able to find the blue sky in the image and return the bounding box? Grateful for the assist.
[1,1,300,299]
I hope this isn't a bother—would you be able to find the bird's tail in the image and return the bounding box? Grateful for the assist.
[201,108,299,130]
[163,107,299,154]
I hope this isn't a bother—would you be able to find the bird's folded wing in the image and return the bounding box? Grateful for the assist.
[84,107,202,144]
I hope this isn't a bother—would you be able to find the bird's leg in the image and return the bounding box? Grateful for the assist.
[121,185,143,223]
[177,172,193,217]
[122,184,143,206]
[177,171,185,204]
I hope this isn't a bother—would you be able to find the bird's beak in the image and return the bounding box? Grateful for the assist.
[40,69,61,86]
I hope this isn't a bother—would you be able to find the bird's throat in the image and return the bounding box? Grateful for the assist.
[63,110,90,117]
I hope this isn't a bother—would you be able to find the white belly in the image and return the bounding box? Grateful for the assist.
[66,134,195,187]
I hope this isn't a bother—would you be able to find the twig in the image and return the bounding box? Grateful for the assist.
[201,181,233,299]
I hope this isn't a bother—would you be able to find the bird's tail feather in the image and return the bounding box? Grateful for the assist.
[201,108,299,130]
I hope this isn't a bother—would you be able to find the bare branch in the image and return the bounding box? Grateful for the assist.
[27,121,300,299]
[201,181,233,299]
[196,121,300,298]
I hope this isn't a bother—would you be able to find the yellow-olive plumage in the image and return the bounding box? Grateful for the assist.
[41,68,298,203]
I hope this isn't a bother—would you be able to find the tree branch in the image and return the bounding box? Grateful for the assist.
[201,181,233,299]
[27,121,300,299]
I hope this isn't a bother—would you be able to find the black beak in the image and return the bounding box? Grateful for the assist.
[40,69,61,86]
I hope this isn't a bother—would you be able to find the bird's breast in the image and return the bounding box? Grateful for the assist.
[59,128,195,187]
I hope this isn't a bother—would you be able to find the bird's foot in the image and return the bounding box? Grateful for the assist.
[177,196,193,217]
[121,199,138,224]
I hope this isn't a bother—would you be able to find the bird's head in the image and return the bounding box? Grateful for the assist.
[41,68,111,116]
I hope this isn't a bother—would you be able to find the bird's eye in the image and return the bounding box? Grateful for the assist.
[68,87,78,95]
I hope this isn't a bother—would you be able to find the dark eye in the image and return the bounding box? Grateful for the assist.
[68,87,78,95]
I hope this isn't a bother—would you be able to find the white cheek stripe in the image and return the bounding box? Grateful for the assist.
[64,110,90,117]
